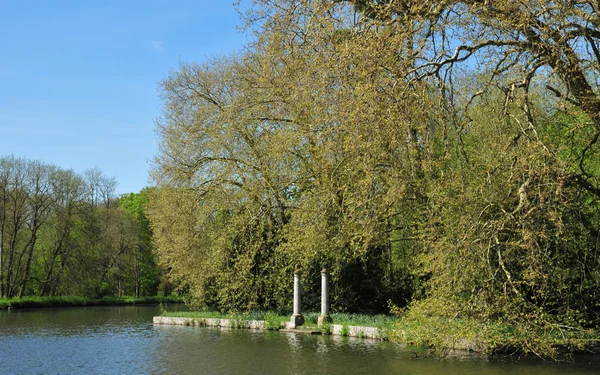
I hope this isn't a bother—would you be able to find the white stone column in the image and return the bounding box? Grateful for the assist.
[290,264,304,328]
[293,271,301,315]
[318,262,332,326]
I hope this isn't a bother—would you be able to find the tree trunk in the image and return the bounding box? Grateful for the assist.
[19,226,39,298]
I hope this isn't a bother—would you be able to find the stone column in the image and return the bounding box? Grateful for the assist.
[290,264,304,328]
[318,262,332,326]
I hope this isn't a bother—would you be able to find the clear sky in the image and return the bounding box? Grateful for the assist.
[0,0,249,195]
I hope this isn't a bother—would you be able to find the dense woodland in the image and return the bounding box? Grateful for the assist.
[0,157,160,299]
[149,0,600,338]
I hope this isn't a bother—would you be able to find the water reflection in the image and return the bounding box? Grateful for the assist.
[0,306,598,375]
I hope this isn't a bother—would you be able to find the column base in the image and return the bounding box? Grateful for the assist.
[289,314,304,328]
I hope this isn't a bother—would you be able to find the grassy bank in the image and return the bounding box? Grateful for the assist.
[0,295,184,310]
[392,314,600,359]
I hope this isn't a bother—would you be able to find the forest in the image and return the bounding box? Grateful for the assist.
[0,157,160,299]
[148,0,600,346]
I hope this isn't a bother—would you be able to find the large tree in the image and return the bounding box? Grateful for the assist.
[150,0,600,337]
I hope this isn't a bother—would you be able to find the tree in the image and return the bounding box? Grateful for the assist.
[149,0,600,341]
[119,189,160,297]
[37,169,86,296]
[150,5,426,311]
[18,161,55,297]
[0,155,159,299]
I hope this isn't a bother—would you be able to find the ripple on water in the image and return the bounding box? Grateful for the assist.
[1,307,599,375]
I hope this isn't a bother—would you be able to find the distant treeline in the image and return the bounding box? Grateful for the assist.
[0,295,183,310]
[0,156,161,299]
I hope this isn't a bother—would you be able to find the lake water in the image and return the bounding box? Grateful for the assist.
[0,305,598,374]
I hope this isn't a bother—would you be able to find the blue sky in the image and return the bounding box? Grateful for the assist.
[0,0,249,195]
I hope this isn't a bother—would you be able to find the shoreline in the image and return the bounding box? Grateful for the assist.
[153,315,384,340]
[154,313,600,360]
[0,296,184,310]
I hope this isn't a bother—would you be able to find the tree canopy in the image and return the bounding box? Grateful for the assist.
[0,156,160,299]
[149,0,600,340]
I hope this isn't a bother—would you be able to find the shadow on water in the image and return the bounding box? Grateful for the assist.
[0,306,598,375]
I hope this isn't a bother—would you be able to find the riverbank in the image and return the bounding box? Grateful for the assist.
[0,295,184,310]
[155,311,393,340]
[394,313,600,359]
[154,315,385,340]
[156,310,600,359]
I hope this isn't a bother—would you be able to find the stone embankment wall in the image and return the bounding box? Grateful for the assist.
[153,316,383,340]
[153,316,269,330]
[330,324,380,339]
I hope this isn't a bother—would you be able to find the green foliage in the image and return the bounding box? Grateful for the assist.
[118,189,161,297]
[0,155,165,300]
[330,313,396,330]
[302,312,320,325]
[148,0,600,359]
[415,91,600,340]
[149,9,423,312]
[394,298,600,359]
[319,321,332,335]
[264,311,284,330]
[340,325,349,337]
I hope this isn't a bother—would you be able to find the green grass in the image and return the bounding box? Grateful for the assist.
[162,310,289,330]
[163,310,394,327]
[0,295,184,310]
[162,311,230,319]
[329,313,396,329]
[163,310,396,335]
[162,310,288,324]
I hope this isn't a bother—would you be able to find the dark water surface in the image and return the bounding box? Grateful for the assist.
[0,305,598,374]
